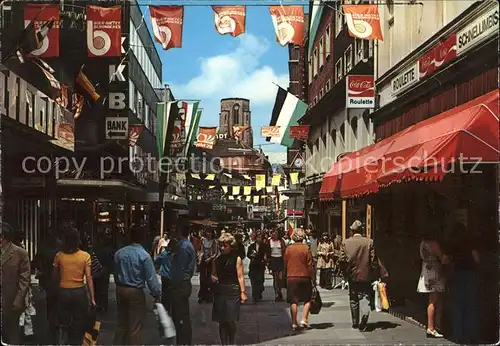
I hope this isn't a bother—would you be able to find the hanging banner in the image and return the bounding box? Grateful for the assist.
[246,196,251,202]
[150,6,184,50]
[194,126,217,149]
[266,186,274,193]
[261,126,280,138]
[346,75,375,109]
[272,174,281,186]
[191,173,201,179]
[343,4,383,41]
[243,174,251,180]
[269,6,304,46]
[128,124,144,147]
[76,70,100,101]
[224,173,232,178]
[212,6,246,37]
[233,125,249,141]
[205,174,215,181]
[56,85,68,108]
[208,185,216,189]
[24,4,60,57]
[244,186,251,195]
[253,196,260,204]
[289,125,310,141]
[290,172,299,185]
[86,6,121,57]
[222,186,228,194]
[255,174,266,191]
[233,186,241,195]
[71,93,84,119]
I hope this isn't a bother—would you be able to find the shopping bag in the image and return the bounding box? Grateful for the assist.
[372,280,382,312]
[310,285,323,315]
[154,302,176,339]
[82,309,101,346]
[378,282,390,310]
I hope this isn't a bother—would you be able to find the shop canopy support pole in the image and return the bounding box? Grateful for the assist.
[342,200,347,241]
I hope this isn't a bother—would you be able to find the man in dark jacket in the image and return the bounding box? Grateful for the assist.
[247,231,269,302]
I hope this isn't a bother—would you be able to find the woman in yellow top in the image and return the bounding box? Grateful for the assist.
[53,227,96,345]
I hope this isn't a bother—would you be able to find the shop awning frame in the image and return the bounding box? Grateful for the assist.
[320,90,499,200]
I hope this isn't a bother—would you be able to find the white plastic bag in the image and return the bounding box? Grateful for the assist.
[154,302,176,339]
[372,280,382,312]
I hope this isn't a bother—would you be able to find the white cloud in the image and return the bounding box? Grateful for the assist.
[172,33,289,106]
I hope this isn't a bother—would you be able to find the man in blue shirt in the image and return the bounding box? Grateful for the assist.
[155,237,173,314]
[169,219,196,345]
[113,224,161,345]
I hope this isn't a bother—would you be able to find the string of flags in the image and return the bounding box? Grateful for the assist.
[20,4,383,60]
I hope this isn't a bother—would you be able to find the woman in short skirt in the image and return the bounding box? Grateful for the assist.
[284,229,314,331]
[268,228,286,301]
[211,233,247,344]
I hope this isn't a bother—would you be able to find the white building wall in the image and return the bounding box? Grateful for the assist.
[377,1,477,78]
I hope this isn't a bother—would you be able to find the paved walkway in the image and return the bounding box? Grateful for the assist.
[96,274,454,345]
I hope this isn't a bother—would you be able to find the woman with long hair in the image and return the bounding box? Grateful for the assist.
[268,228,286,301]
[52,227,95,345]
[417,233,447,338]
[211,233,247,344]
[198,229,218,303]
[284,229,314,331]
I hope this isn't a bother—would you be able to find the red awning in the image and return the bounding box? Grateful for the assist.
[320,90,499,200]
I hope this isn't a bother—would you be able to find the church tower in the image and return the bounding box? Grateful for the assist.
[218,98,253,147]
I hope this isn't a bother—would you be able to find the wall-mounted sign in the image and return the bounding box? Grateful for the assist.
[391,62,419,95]
[346,75,375,108]
[290,125,310,140]
[419,33,457,80]
[106,117,128,139]
[456,6,499,56]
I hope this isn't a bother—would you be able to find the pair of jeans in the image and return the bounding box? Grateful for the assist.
[170,280,193,345]
[348,281,371,327]
[58,287,89,345]
[161,277,173,314]
[94,272,110,313]
[113,286,147,345]
[198,260,213,301]
[452,270,479,343]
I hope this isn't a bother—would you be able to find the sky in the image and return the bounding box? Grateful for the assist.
[140,4,292,153]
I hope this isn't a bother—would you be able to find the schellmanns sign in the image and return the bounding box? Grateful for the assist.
[346,75,375,109]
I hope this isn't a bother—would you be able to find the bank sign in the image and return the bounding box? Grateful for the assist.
[346,75,375,109]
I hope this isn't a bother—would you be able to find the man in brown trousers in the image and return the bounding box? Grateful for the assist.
[1,222,31,344]
[340,220,383,330]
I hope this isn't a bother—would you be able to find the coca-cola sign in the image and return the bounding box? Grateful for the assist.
[346,75,375,109]
[418,33,456,79]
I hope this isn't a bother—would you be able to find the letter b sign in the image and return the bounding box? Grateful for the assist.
[87,21,112,56]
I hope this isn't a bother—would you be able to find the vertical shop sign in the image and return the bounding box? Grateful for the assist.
[86,5,122,57]
[346,75,375,108]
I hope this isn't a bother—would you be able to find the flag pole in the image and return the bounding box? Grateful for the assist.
[159,84,169,239]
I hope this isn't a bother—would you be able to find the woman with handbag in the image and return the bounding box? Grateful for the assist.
[284,229,314,332]
[211,233,247,345]
[317,233,335,289]
[198,229,218,303]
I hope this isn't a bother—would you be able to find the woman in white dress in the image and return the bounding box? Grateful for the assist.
[417,234,447,338]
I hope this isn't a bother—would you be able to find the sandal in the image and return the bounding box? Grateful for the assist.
[292,324,299,332]
[300,321,310,329]
[426,329,443,338]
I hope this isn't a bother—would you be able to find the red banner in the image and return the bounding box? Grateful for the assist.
[343,5,383,41]
[150,6,184,50]
[212,6,246,37]
[129,125,144,147]
[24,4,60,57]
[419,34,457,79]
[269,6,304,46]
[233,125,249,140]
[289,125,310,141]
[86,6,121,57]
[195,127,217,150]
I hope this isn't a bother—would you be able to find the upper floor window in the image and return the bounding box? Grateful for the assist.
[325,79,331,92]
[313,49,319,77]
[232,103,240,125]
[345,45,353,74]
[335,3,343,37]
[308,59,313,85]
[319,38,324,68]
[335,58,343,83]
[325,25,331,59]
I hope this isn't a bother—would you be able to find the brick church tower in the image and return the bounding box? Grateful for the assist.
[218,98,253,147]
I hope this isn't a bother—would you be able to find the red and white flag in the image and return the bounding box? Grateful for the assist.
[86,5,122,57]
[24,4,60,57]
[195,127,217,150]
[129,125,144,147]
[269,6,304,46]
[150,6,184,50]
[343,5,383,41]
[71,93,84,119]
[212,6,246,37]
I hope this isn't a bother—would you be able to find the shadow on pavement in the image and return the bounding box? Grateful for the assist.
[363,321,401,332]
[310,322,334,329]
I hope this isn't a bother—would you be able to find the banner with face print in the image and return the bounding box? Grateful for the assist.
[269,6,304,46]
[212,6,246,37]
[343,5,383,41]
[150,6,184,50]
[24,4,60,57]
[86,6,121,57]
[195,127,217,150]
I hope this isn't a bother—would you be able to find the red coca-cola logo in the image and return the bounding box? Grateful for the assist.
[420,55,433,69]
[347,75,374,97]
[349,80,373,90]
